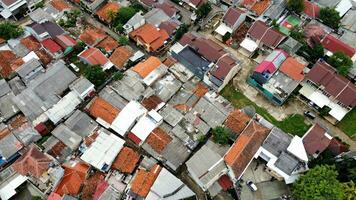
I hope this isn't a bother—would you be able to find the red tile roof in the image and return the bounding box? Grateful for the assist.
[47,192,62,200]
[41,38,62,53]
[128,132,142,145]
[89,97,120,124]
[141,95,163,110]
[179,32,197,46]
[96,36,119,53]
[302,124,331,156]
[240,0,256,8]
[129,24,169,52]
[251,0,270,16]
[159,21,179,35]
[193,82,209,97]
[248,21,285,48]
[54,34,77,49]
[132,56,162,78]
[304,23,327,47]
[188,0,203,7]
[224,109,251,134]
[92,181,109,200]
[218,175,233,191]
[306,61,356,107]
[0,50,19,78]
[35,49,53,66]
[327,138,348,156]
[211,55,236,81]
[304,0,320,18]
[163,56,177,67]
[96,2,120,23]
[130,165,161,198]
[20,36,41,51]
[224,121,270,178]
[109,46,133,69]
[50,0,72,11]
[112,147,140,173]
[192,38,225,62]
[55,162,89,196]
[47,140,67,158]
[279,57,305,81]
[79,47,110,66]
[79,28,107,46]
[321,34,356,57]
[81,172,105,200]
[223,7,245,27]
[0,38,5,44]
[145,128,172,153]
[12,146,51,178]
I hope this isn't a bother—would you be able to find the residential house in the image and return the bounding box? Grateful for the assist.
[0,80,19,121]
[26,21,65,41]
[144,8,170,27]
[96,36,119,53]
[95,2,120,24]
[299,60,356,122]
[52,124,82,150]
[0,50,24,78]
[12,145,52,178]
[79,28,107,47]
[302,123,332,158]
[78,47,114,70]
[88,97,120,128]
[182,0,202,10]
[224,109,251,135]
[80,128,125,171]
[69,76,95,100]
[41,38,63,59]
[215,7,246,40]
[80,0,106,12]
[152,73,182,102]
[159,21,179,36]
[239,20,285,56]
[129,23,169,52]
[131,56,168,86]
[262,0,286,20]
[109,46,134,70]
[64,110,98,138]
[54,34,77,55]
[111,146,140,173]
[0,133,23,163]
[321,34,356,62]
[29,8,54,23]
[341,9,356,33]
[0,167,28,200]
[123,12,145,34]
[154,1,178,19]
[249,50,306,105]
[255,127,308,184]
[15,58,44,85]
[0,0,41,20]
[303,0,320,19]
[240,0,271,16]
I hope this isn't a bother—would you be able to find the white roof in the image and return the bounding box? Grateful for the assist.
[0,174,28,200]
[308,90,331,108]
[81,129,125,171]
[146,168,195,200]
[328,101,349,121]
[215,23,233,36]
[103,61,114,71]
[287,136,308,162]
[22,51,39,62]
[110,101,147,136]
[240,37,258,52]
[299,84,315,98]
[45,91,81,124]
[336,0,352,17]
[143,64,168,86]
[129,50,144,62]
[131,110,162,143]
[0,9,12,19]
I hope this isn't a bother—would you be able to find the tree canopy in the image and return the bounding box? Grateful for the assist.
[292,165,344,200]
[195,2,212,20]
[319,7,341,29]
[299,43,324,63]
[343,181,356,200]
[112,6,138,29]
[0,22,24,40]
[174,24,189,41]
[287,0,305,14]
[327,52,353,76]
[83,65,107,87]
[212,126,231,145]
[118,36,129,45]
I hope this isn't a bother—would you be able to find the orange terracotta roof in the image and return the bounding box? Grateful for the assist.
[12,146,51,178]
[20,36,41,51]
[50,0,72,11]
[112,147,140,173]
[96,2,120,23]
[224,110,251,134]
[109,46,133,69]
[9,115,28,130]
[84,132,99,147]
[279,57,305,81]
[0,127,11,140]
[130,165,161,198]
[224,121,270,178]
[11,58,24,72]
[174,104,190,112]
[89,97,120,124]
[35,49,53,66]
[141,95,162,110]
[193,82,209,97]
[0,50,19,78]
[132,56,162,78]
[81,172,105,200]
[129,24,169,51]
[163,56,177,67]
[250,0,270,16]
[145,128,172,154]
[96,36,119,52]
[55,162,89,196]
[240,0,256,8]
[79,28,107,46]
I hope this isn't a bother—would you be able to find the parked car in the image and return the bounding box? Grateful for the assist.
[304,111,316,119]
[70,63,80,72]
[246,181,257,192]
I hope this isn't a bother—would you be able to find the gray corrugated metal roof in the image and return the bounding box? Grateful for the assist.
[144,8,170,27]
[0,133,21,159]
[274,152,300,175]
[99,87,128,110]
[52,124,82,150]
[159,105,183,127]
[64,110,98,137]
[0,92,19,121]
[262,127,292,157]
[0,79,11,97]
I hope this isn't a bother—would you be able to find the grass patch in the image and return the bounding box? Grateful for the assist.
[337,108,356,137]
[221,83,310,136]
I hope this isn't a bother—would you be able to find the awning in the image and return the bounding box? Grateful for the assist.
[240,38,258,52]
[309,90,330,108]
[299,84,315,98]
[328,102,349,121]
[215,23,232,36]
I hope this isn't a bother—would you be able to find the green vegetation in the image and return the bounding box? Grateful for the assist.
[113,71,124,80]
[289,26,304,43]
[343,181,356,200]
[34,0,44,9]
[319,106,332,117]
[195,2,212,20]
[319,7,341,29]
[292,165,344,200]
[222,32,231,43]
[118,36,129,45]
[83,65,108,87]
[0,22,24,40]
[327,51,353,76]
[299,43,324,63]
[31,196,43,200]
[111,6,142,32]
[337,108,356,137]
[212,126,231,145]
[221,84,310,136]
[174,24,189,41]
[58,10,81,28]
[287,0,305,14]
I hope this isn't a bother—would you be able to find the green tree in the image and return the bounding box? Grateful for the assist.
[327,52,353,76]
[31,196,43,200]
[287,0,305,14]
[174,24,189,41]
[343,181,356,200]
[222,32,231,43]
[118,36,129,45]
[83,65,107,87]
[319,7,341,29]
[292,165,344,200]
[34,0,44,9]
[271,19,278,29]
[301,43,324,62]
[195,2,212,20]
[290,26,304,42]
[113,7,137,26]
[0,22,24,40]
[212,126,231,145]
[113,71,124,80]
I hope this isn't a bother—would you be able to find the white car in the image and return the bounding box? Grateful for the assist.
[247,181,258,192]
[70,63,80,72]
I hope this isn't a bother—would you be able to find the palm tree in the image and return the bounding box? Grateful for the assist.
[343,181,356,200]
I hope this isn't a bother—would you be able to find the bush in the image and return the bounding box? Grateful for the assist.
[222,32,231,43]
[212,126,231,145]
[174,24,189,41]
[327,52,353,76]
[195,2,212,20]
[118,36,129,45]
[0,22,24,40]
[113,71,124,80]
[83,65,107,87]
